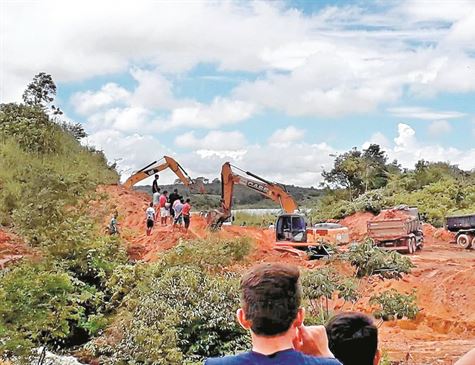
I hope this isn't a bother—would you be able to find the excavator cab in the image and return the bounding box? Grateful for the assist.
[275,214,307,243]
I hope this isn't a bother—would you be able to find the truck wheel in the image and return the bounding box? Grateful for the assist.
[457,234,472,249]
[411,238,417,253]
[407,239,414,254]
[471,237,475,250]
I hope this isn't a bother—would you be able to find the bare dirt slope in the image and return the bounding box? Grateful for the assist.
[100,185,475,364]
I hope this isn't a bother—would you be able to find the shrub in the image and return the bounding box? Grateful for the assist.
[88,266,249,364]
[0,263,85,356]
[341,240,413,279]
[161,236,253,270]
[301,268,360,325]
[370,289,419,321]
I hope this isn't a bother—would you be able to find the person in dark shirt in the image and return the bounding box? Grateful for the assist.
[205,263,341,365]
[168,189,180,219]
[152,174,160,194]
[326,312,381,365]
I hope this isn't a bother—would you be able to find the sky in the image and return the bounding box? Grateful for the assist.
[2,0,475,187]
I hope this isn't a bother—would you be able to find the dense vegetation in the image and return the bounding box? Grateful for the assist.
[314,144,475,226]
[0,74,124,360]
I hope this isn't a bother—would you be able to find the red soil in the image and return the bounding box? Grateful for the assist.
[0,229,30,268]
[373,209,414,221]
[99,185,475,364]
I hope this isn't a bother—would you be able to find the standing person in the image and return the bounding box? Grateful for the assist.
[182,198,192,231]
[173,198,184,229]
[152,174,160,194]
[159,191,169,226]
[168,189,180,220]
[108,211,119,235]
[205,263,340,365]
[152,174,161,211]
[145,202,155,236]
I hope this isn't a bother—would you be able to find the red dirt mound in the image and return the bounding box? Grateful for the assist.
[339,211,374,241]
[373,209,412,221]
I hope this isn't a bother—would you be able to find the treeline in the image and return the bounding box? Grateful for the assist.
[135,181,323,210]
[314,144,475,226]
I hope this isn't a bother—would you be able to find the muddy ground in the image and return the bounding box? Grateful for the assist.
[1,184,474,364]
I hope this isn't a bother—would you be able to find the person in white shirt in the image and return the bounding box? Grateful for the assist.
[145,202,156,236]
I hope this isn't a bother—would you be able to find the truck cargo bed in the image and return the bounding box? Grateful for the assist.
[367,218,418,241]
[446,214,475,232]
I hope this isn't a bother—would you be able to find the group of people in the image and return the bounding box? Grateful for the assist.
[146,175,191,236]
[205,262,474,365]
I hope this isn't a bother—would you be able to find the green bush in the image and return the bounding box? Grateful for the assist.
[232,212,277,227]
[370,289,419,321]
[341,240,413,279]
[301,268,360,325]
[0,263,86,356]
[88,266,249,364]
[161,236,253,270]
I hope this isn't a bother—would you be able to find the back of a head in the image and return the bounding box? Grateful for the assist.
[326,312,378,365]
[240,263,301,336]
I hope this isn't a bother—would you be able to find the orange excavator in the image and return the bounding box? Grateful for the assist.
[123,156,205,192]
[207,162,307,244]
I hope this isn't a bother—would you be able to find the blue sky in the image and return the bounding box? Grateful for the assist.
[3,0,475,186]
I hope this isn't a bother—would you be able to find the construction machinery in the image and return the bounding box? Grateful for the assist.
[446,214,475,249]
[207,162,307,244]
[367,206,423,254]
[123,156,205,192]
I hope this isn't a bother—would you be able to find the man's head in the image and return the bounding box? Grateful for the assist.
[174,188,178,193]
[186,198,190,203]
[237,263,303,337]
[149,202,153,207]
[154,174,159,179]
[326,312,380,365]
[163,190,168,195]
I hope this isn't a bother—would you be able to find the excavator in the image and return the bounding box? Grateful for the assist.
[123,156,205,192]
[207,162,308,245]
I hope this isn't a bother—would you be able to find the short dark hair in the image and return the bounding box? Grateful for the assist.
[149,202,153,207]
[154,174,159,178]
[186,198,190,203]
[174,189,178,193]
[163,190,168,194]
[326,312,378,365]
[240,263,301,336]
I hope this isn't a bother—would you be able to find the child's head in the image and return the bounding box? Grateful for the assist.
[149,202,153,207]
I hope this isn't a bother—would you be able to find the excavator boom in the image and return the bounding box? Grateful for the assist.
[123,156,204,193]
[208,162,298,229]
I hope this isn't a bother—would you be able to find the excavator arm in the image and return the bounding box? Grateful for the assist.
[123,156,204,192]
[208,162,298,228]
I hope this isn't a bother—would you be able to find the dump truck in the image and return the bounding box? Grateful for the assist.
[446,214,475,249]
[367,206,423,254]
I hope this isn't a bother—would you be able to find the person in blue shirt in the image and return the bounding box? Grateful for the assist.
[205,263,341,365]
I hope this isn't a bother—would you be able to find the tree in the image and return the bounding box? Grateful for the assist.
[22,72,62,115]
[322,148,365,201]
[323,144,393,200]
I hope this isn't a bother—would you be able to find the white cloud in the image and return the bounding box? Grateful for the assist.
[71,83,130,115]
[364,123,475,171]
[428,120,452,135]
[84,129,169,182]
[174,130,247,150]
[166,98,257,130]
[269,126,305,146]
[388,106,466,120]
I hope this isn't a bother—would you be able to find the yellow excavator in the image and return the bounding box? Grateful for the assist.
[123,156,205,192]
[207,162,307,244]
